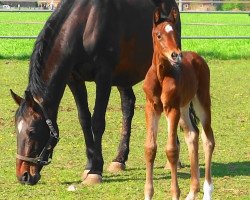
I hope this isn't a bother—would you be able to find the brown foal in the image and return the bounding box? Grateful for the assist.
[143,8,215,200]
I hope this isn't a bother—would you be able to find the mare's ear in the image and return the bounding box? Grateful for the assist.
[153,8,162,27]
[168,7,179,24]
[24,90,38,110]
[151,0,162,6]
[10,89,23,105]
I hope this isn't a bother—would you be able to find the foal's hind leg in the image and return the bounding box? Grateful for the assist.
[192,96,215,200]
[68,76,94,180]
[179,105,200,200]
[108,86,135,173]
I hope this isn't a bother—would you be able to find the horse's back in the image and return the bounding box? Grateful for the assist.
[182,51,210,83]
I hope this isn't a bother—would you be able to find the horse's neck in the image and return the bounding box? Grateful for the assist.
[153,52,178,83]
[28,60,70,120]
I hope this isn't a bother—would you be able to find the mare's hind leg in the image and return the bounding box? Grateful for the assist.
[144,100,161,200]
[67,75,94,180]
[179,104,200,200]
[192,96,215,200]
[108,86,136,173]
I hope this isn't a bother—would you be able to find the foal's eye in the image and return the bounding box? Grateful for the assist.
[156,32,162,40]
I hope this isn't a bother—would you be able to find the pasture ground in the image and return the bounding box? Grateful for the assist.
[0,59,249,199]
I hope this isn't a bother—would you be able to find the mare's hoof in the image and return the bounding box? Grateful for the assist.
[82,174,102,185]
[82,170,90,181]
[164,160,183,170]
[107,162,126,173]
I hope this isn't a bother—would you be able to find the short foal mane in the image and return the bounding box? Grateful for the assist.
[28,0,76,99]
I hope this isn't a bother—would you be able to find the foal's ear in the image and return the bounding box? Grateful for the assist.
[153,8,162,26]
[168,7,179,24]
[10,89,23,106]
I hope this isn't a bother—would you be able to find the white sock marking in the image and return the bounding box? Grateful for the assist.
[203,180,213,200]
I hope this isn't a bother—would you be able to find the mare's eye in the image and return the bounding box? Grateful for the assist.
[29,129,36,139]
[156,32,162,40]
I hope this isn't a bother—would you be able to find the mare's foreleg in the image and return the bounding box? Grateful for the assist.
[144,100,161,200]
[83,66,112,185]
[68,76,94,180]
[108,86,136,173]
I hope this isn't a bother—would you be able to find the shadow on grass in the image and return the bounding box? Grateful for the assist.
[104,161,250,183]
[211,161,250,177]
[0,54,30,60]
[59,161,249,185]
[197,50,250,60]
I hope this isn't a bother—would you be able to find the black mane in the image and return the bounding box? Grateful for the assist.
[27,0,76,99]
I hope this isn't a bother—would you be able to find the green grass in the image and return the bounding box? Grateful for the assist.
[181,13,250,60]
[0,13,249,60]
[0,59,249,199]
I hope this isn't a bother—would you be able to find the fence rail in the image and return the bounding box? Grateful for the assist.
[176,0,250,3]
[0,10,249,14]
[0,36,250,39]
[0,8,249,40]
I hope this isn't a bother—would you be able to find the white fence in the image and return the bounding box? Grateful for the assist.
[0,1,249,40]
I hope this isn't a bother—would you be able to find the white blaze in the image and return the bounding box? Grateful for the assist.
[165,24,173,33]
[18,120,24,133]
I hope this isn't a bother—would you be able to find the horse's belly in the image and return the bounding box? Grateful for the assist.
[111,38,153,87]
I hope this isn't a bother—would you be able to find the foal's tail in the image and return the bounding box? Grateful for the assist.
[189,102,199,133]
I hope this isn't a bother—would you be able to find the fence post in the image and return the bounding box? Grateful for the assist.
[179,0,183,11]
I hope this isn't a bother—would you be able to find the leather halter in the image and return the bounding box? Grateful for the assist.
[16,102,59,166]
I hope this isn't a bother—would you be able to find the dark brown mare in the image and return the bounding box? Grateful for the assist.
[10,0,181,185]
[143,8,215,200]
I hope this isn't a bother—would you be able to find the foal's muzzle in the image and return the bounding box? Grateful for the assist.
[171,52,182,63]
[170,52,182,68]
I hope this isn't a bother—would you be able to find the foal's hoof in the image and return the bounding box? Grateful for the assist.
[82,170,90,181]
[107,162,126,173]
[164,160,183,170]
[82,174,102,185]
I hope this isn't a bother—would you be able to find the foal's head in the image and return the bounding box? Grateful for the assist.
[152,8,182,66]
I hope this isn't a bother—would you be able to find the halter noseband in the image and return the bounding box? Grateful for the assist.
[16,102,59,166]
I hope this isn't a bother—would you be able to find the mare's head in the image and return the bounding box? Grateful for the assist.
[10,90,58,185]
[152,8,182,66]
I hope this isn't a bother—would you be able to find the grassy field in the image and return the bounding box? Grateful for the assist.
[0,11,249,200]
[0,12,250,59]
[0,58,249,199]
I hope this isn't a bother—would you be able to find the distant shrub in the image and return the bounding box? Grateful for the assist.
[217,2,245,11]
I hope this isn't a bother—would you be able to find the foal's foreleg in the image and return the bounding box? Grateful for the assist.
[144,101,161,200]
[179,105,200,200]
[108,86,136,173]
[165,106,181,200]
